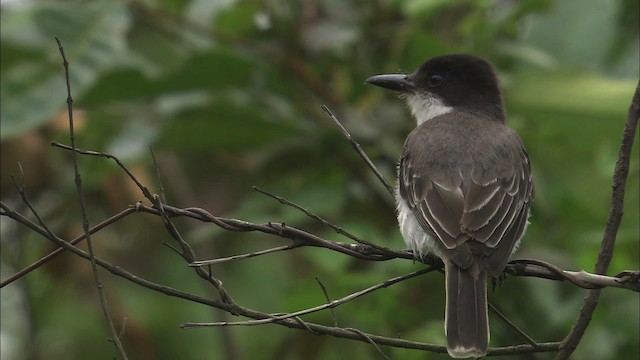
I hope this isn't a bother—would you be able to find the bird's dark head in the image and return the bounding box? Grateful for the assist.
[367,54,505,124]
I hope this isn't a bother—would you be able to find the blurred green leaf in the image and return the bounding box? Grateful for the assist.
[156,96,299,150]
[0,1,131,139]
[523,0,638,76]
[510,73,635,118]
[214,2,263,35]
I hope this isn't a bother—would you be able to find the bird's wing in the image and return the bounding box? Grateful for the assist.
[398,135,533,273]
[461,148,533,249]
[398,151,467,250]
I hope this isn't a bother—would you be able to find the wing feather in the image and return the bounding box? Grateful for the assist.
[397,115,533,272]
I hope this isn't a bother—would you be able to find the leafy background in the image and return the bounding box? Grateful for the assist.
[1,0,638,359]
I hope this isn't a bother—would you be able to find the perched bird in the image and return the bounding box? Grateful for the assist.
[367,54,533,358]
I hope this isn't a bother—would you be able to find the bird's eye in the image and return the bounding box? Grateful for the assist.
[428,74,443,87]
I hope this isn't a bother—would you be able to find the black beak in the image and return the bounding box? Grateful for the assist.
[366,74,415,92]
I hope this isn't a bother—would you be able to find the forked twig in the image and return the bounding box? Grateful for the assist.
[0,207,137,288]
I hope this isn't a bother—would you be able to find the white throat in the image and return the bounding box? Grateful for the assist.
[406,92,454,125]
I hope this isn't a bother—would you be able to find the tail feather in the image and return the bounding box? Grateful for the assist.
[445,261,489,359]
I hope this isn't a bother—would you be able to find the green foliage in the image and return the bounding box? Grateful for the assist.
[1,0,637,359]
[1,1,130,139]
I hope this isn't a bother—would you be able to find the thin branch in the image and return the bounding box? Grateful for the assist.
[1,202,233,311]
[315,277,339,327]
[555,82,639,359]
[190,243,302,266]
[3,201,562,356]
[507,258,639,291]
[42,146,400,262]
[181,267,437,328]
[488,303,538,347]
[3,200,634,292]
[182,206,406,261]
[253,186,393,253]
[50,142,238,305]
[346,327,392,360]
[321,105,395,196]
[152,194,236,306]
[54,36,128,360]
[253,186,364,242]
[51,142,154,201]
[0,207,137,288]
[136,204,639,291]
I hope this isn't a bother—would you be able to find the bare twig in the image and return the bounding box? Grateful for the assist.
[133,204,639,291]
[153,194,236,306]
[50,142,238,305]
[3,200,635,292]
[181,267,437,328]
[190,243,302,266]
[488,303,538,347]
[1,207,137,288]
[555,82,639,360]
[50,142,155,201]
[509,259,601,289]
[181,206,407,261]
[315,277,339,327]
[507,258,639,292]
[321,105,395,196]
[54,36,128,360]
[346,327,392,360]
[254,187,361,242]
[253,186,394,253]
[1,202,232,310]
[2,202,563,355]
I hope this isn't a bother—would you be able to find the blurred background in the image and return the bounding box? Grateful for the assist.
[1,0,638,359]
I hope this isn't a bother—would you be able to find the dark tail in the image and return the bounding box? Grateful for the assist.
[444,261,489,358]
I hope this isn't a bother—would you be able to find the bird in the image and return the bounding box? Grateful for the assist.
[366,54,533,358]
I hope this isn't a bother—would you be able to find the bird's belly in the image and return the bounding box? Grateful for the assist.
[395,189,443,260]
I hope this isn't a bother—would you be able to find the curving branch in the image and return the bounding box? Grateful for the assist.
[1,199,564,356]
[554,81,640,360]
[4,200,636,292]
